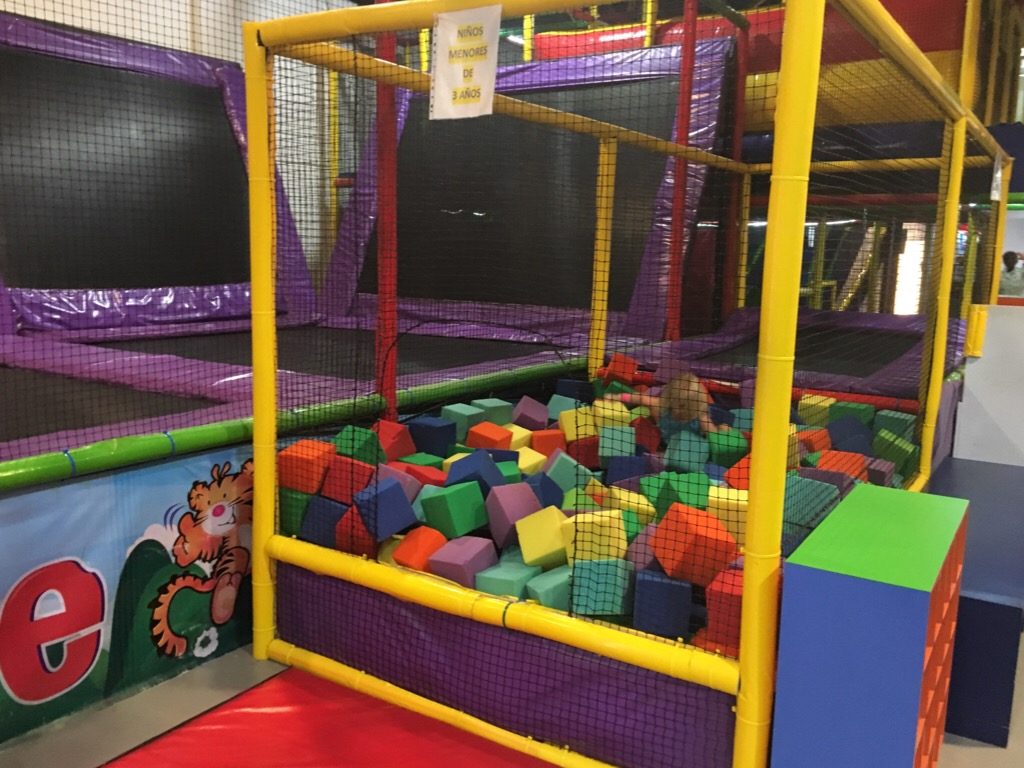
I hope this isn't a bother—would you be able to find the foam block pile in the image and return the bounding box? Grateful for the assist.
[277,361,920,654]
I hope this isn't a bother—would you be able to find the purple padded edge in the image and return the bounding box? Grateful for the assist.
[323,39,732,336]
[277,564,735,768]
[0,12,313,332]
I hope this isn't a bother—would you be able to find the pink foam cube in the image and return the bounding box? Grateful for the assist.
[513,395,549,430]
[427,536,498,588]
[486,483,542,548]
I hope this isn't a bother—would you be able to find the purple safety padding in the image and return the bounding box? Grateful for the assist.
[323,39,733,338]
[933,377,962,471]
[0,12,313,332]
[277,563,735,768]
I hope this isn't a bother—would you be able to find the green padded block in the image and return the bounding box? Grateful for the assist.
[802,450,822,468]
[631,405,652,420]
[333,425,387,465]
[570,558,635,616]
[592,379,634,398]
[421,482,487,539]
[782,474,840,536]
[621,509,644,542]
[731,407,754,431]
[526,565,571,611]
[598,426,636,468]
[441,402,486,442]
[788,484,967,591]
[476,560,542,598]
[500,544,524,563]
[471,398,515,425]
[562,486,602,512]
[279,488,312,537]
[640,473,671,515]
[872,429,917,475]
[545,451,595,492]
[399,452,445,469]
[450,443,473,456]
[410,484,444,522]
[829,401,875,427]
[547,394,582,422]
[874,409,916,439]
[497,461,522,483]
[665,430,710,473]
[708,427,748,469]
[891,473,905,488]
[658,471,712,513]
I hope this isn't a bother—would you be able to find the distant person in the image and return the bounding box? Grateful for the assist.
[999,250,1024,297]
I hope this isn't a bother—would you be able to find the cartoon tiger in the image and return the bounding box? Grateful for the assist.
[150,460,254,657]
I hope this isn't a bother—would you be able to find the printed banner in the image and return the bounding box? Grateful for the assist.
[0,447,253,743]
[429,5,502,120]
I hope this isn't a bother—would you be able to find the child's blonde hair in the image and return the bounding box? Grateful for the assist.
[661,372,711,425]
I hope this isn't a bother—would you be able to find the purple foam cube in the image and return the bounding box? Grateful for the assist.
[513,396,549,430]
[626,523,658,570]
[428,536,498,588]
[797,467,855,498]
[866,457,896,487]
[612,475,644,493]
[646,453,666,474]
[374,463,422,502]
[740,378,756,408]
[486,483,541,548]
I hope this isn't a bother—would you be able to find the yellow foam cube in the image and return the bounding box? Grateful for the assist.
[608,487,657,524]
[517,446,546,475]
[707,485,749,547]
[558,406,598,443]
[502,423,533,450]
[515,505,568,568]
[561,510,628,565]
[443,452,471,473]
[592,399,633,427]
[787,424,800,468]
[585,477,609,505]
[797,394,835,427]
[377,536,403,566]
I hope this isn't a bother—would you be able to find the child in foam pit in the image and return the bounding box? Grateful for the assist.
[614,371,724,439]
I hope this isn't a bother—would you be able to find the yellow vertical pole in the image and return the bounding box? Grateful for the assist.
[809,214,827,309]
[643,0,658,48]
[985,0,1004,123]
[523,14,535,62]
[989,157,1015,303]
[588,139,618,379]
[243,22,278,662]
[733,2,826,767]
[960,213,978,320]
[418,28,430,71]
[328,71,340,244]
[737,173,752,309]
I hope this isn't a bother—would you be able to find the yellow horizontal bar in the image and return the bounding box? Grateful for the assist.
[746,154,993,176]
[269,639,615,768]
[267,535,740,695]
[276,42,749,174]
[829,0,1003,159]
[257,0,626,47]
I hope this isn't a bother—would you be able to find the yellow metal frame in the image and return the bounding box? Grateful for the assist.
[736,174,752,309]
[588,140,617,378]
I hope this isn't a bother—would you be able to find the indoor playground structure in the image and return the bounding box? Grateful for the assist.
[0,0,1018,766]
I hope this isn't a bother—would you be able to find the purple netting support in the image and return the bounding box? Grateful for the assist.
[277,563,735,768]
[0,12,314,332]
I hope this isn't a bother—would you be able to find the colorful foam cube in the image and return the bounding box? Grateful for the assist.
[608,487,658,524]
[352,477,419,541]
[558,406,599,443]
[516,447,546,475]
[626,524,658,570]
[471,398,514,425]
[496,461,521,484]
[334,425,387,465]
[555,379,594,402]
[787,425,801,468]
[704,463,728,485]
[802,451,822,467]
[547,393,582,421]
[867,457,896,487]
[783,474,840,537]
[604,352,639,384]
[279,488,312,537]
[441,403,486,442]
[563,486,602,512]
[512,395,549,430]
[817,450,869,481]
[373,463,422,502]
[827,416,875,457]
[391,526,448,571]
[299,495,349,548]
[829,400,876,427]
[740,378,756,408]
[665,430,710,473]
[708,485,749,546]
[874,409,916,438]
[562,510,628,564]
[632,417,662,454]
[278,439,335,494]
[422,481,488,538]
[476,560,543,598]
[334,504,377,557]
[567,435,601,470]
[604,455,648,484]
[634,570,693,639]
[730,407,755,431]
[571,558,634,616]
[593,399,633,427]
[466,421,514,451]
[443,452,471,473]
[372,420,418,462]
[543,449,595,492]
[658,472,711,514]
[798,428,831,454]
[531,429,567,457]
[873,429,917,475]
[389,461,446,486]
[797,394,836,427]
[797,467,856,497]
[445,449,505,495]
[427,536,498,588]
[525,472,564,509]
[708,404,735,428]
[321,455,376,505]
[724,455,751,491]
[515,505,568,568]
[651,504,739,586]
[410,483,444,522]
[501,423,532,450]
[621,509,644,542]
[407,415,457,458]
[486,483,541,548]
[526,565,570,610]
[484,448,519,463]
[598,426,636,468]
[500,544,524,563]
[399,452,445,469]
[693,567,743,656]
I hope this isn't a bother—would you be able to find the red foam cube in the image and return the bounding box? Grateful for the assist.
[392,526,448,571]
[724,455,751,490]
[277,439,335,494]
[388,461,447,486]
[466,422,514,450]
[321,455,375,505]
[651,503,739,587]
[334,505,378,558]
[631,416,662,454]
[567,435,601,470]
[372,420,418,462]
[531,429,567,457]
[817,449,869,481]
[693,568,743,657]
[604,353,639,385]
[798,428,831,453]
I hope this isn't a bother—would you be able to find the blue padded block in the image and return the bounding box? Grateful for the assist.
[556,379,594,403]
[525,472,563,509]
[771,563,930,768]
[604,455,648,484]
[407,415,457,458]
[827,416,875,457]
[633,570,692,639]
[704,462,728,485]
[730,408,754,432]
[833,431,875,458]
[708,404,735,427]
[485,449,519,464]
[353,478,418,541]
[791,405,803,425]
[299,495,349,548]
[446,448,506,496]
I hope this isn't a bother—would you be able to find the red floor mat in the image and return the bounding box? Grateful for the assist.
[106,668,553,767]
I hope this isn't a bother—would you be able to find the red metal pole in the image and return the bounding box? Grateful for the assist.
[375,2,399,420]
[665,0,698,341]
[722,24,748,319]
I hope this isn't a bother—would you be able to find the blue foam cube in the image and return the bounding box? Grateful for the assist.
[709,404,735,427]
[407,415,457,458]
[445,448,506,496]
[556,379,594,403]
[604,455,649,485]
[299,495,349,548]
[633,570,693,639]
[353,478,419,541]
[704,462,728,486]
[485,448,520,464]
[827,416,875,458]
[525,472,564,508]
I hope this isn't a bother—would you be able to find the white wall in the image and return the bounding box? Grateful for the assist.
[1006,210,1024,255]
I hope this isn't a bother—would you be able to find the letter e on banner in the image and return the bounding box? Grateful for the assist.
[429,5,501,120]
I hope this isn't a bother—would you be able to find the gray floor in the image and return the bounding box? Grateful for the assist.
[0,642,1019,767]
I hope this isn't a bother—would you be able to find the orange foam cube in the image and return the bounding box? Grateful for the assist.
[724,455,751,491]
[321,455,375,505]
[531,429,567,456]
[817,449,869,481]
[388,461,447,486]
[335,506,378,558]
[604,353,639,384]
[392,526,448,571]
[651,503,739,586]
[466,421,514,450]
[798,428,832,454]
[277,439,336,494]
[372,420,417,462]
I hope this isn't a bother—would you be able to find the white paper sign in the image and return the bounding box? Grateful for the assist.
[992,152,1005,202]
[429,5,501,120]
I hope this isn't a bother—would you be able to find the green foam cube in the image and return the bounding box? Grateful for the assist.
[399,452,445,469]
[631,405,652,420]
[497,461,522,483]
[411,484,444,522]
[570,558,634,616]
[500,544,524,563]
[421,482,487,539]
[658,471,711,514]
[545,451,595,492]
[563,487,602,512]
[782,474,840,536]
[829,401,875,427]
[598,426,636,468]
[441,403,486,442]
[708,427,748,469]
[593,379,634,398]
[640,473,671,515]
[872,429,917,476]
[526,565,571,611]
[621,509,644,542]
[334,425,387,465]
[475,561,542,598]
[802,450,822,467]
[547,394,581,422]
[471,398,514,425]
[731,407,754,431]
[874,409,916,439]
[279,488,312,537]
[664,430,710,473]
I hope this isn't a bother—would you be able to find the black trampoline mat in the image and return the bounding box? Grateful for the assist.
[97,328,553,379]
[0,367,215,443]
[699,326,921,378]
